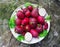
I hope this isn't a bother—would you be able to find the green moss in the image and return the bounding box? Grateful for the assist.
[0,3,17,19]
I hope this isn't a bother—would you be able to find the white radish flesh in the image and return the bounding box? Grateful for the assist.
[25,32,32,42]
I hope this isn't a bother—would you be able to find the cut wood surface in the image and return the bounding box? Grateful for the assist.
[0,0,60,47]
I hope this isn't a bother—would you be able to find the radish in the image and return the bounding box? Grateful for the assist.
[30,29,38,37]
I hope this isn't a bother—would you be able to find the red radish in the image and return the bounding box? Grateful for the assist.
[17,11,25,19]
[43,22,48,30]
[28,5,33,11]
[30,29,38,37]
[15,26,24,34]
[31,7,39,18]
[36,24,43,33]
[18,10,23,13]
[29,18,37,29]
[25,10,31,17]
[25,25,31,32]
[21,25,25,31]
[37,16,45,25]
[23,8,28,13]
[21,32,26,36]
[15,18,22,25]
[22,18,29,25]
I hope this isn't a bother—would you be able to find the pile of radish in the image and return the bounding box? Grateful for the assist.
[15,5,48,41]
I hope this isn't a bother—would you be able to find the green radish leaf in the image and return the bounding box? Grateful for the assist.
[17,35,24,41]
[39,30,48,37]
[24,2,32,7]
[9,16,15,28]
[45,15,51,21]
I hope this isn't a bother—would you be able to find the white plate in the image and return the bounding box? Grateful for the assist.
[10,4,50,44]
